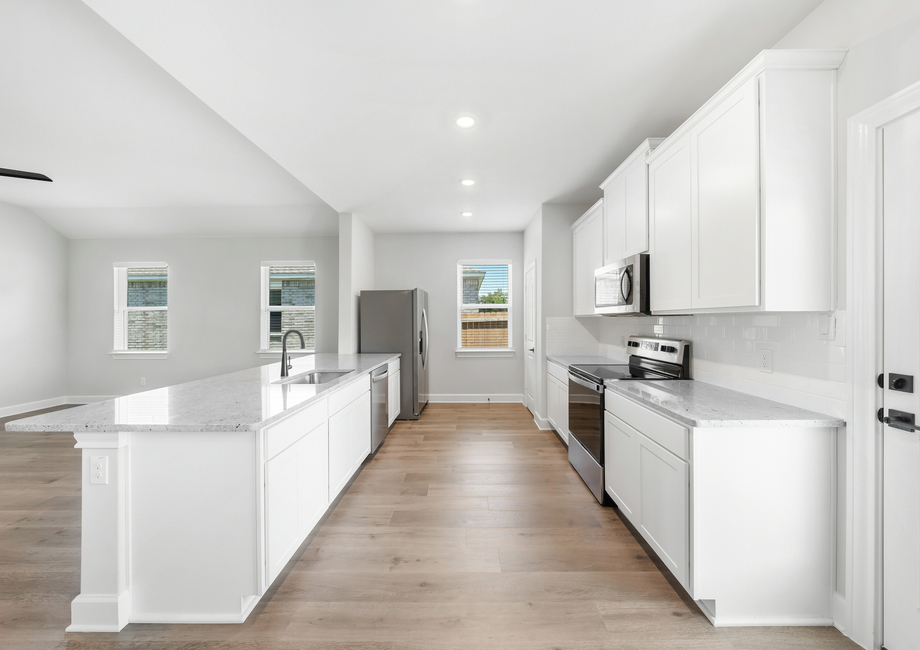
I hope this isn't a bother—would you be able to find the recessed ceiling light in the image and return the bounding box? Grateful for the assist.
[461,211,473,217]
[456,115,476,128]
[460,179,475,186]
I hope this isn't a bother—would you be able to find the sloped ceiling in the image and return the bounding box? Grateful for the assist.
[0,0,337,238]
[2,1,826,237]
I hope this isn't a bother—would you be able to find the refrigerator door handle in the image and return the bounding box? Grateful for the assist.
[421,308,429,369]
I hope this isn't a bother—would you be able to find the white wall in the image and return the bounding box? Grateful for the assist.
[0,203,68,415]
[66,236,338,397]
[374,232,524,401]
[337,213,375,354]
[524,203,587,426]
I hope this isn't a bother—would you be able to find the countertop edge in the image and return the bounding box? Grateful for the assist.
[604,381,847,429]
[5,355,399,434]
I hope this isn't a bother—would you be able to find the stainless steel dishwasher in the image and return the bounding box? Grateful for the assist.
[371,366,389,452]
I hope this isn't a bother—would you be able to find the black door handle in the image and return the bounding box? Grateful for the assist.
[878,408,920,432]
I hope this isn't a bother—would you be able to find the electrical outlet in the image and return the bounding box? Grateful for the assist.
[140,377,146,386]
[620,336,626,347]
[90,456,109,485]
[758,349,773,374]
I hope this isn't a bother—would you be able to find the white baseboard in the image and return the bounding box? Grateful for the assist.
[532,413,553,430]
[429,394,524,404]
[66,395,120,404]
[1,395,121,420]
[0,395,67,419]
[831,592,849,639]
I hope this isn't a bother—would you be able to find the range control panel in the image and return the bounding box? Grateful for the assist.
[626,336,689,367]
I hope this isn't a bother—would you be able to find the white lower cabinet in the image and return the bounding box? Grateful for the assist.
[265,419,328,584]
[388,358,400,426]
[262,371,374,590]
[546,362,569,443]
[604,390,834,626]
[603,412,638,522]
[636,432,689,590]
[329,390,371,500]
[605,407,689,591]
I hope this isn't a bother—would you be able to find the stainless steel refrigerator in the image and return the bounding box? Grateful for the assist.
[359,289,429,419]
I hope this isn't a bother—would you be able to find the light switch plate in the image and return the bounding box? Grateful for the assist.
[817,314,836,341]
[90,456,109,485]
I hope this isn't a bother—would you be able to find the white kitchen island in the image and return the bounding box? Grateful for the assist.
[6,353,398,632]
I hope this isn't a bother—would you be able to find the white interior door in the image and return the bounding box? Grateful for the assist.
[882,108,920,650]
[524,260,536,413]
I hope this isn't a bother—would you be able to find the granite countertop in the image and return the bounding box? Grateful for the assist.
[605,380,846,428]
[547,354,626,368]
[6,353,398,434]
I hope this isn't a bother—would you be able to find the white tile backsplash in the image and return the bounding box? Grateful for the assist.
[546,312,847,415]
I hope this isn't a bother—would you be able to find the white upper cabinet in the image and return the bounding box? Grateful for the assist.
[691,76,760,309]
[571,199,604,317]
[601,138,665,265]
[649,133,693,312]
[647,49,846,314]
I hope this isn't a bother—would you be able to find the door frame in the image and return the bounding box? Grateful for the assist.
[524,259,537,413]
[847,78,920,650]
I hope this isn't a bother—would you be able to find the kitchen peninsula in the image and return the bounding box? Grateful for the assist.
[6,353,399,632]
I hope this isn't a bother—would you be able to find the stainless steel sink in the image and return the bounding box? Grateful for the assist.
[277,370,353,385]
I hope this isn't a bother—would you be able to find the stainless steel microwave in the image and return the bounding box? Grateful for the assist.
[594,253,650,316]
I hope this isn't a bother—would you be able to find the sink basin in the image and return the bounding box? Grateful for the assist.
[277,370,353,385]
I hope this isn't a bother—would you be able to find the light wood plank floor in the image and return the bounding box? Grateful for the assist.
[0,403,860,649]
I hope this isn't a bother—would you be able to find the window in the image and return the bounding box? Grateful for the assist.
[113,262,168,355]
[260,262,316,352]
[457,260,512,356]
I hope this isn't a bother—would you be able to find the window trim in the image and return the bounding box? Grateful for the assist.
[259,260,317,354]
[456,259,513,356]
[112,262,168,357]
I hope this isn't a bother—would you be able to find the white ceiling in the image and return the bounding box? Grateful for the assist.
[0,0,337,238]
[2,0,826,238]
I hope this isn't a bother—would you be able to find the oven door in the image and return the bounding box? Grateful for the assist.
[567,372,604,463]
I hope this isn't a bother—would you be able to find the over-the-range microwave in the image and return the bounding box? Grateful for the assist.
[594,253,650,316]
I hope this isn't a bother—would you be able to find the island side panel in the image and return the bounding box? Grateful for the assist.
[691,426,835,625]
[128,430,261,623]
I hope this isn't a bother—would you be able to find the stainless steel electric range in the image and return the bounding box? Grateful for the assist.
[567,336,690,504]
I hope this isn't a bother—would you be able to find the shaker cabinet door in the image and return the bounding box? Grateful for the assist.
[573,204,604,316]
[623,155,650,258]
[649,134,693,312]
[604,174,626,265]
[604,412,638,523]
[691,77,760,309]
[637,432,690,591]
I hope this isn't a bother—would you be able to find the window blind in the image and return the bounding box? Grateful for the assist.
[458,262,511,349]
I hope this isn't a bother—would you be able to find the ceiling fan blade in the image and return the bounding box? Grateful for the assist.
[0,167,53,182]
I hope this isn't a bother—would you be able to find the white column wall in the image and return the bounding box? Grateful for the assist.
[0,202,69,415]
[337,213,375,354]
